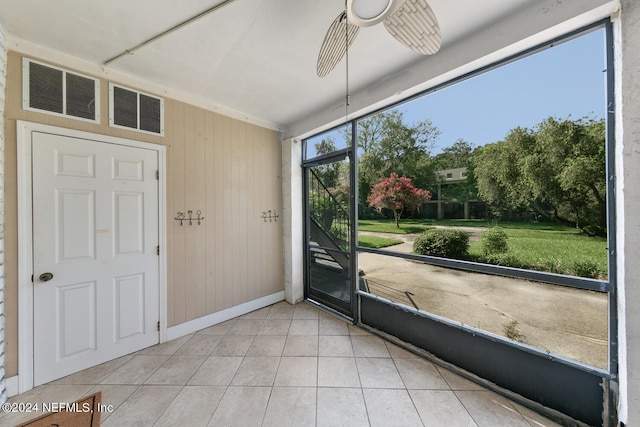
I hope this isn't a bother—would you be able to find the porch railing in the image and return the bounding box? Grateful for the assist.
[309,168,350,252]
[308,168,350,271]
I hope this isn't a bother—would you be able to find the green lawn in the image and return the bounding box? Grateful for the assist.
[358,218,608,278]
[358,219,433,234]
[419,218,575,232]
[358,235,403,249]
[469,228,608,277]
[358,218,574,233]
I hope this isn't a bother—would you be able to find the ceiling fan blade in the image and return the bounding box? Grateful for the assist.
[317,12,360,78]
[383,0,441,55]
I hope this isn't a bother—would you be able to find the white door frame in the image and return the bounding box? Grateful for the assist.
[17,121,167,393]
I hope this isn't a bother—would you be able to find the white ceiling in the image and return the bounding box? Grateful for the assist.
[0,0,617,137]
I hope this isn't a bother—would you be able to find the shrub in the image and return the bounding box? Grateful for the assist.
[358,204,385,220]
[310,193,335,230]
[413,229,469,259]
[572,260,602,279]
[481,253,530,269]
[541,258,565,275]
[329,224,347,243]
[481,227,508,256]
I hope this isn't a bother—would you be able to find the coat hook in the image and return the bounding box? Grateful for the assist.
[175,210,204,226]
[261,209,279,223]
[174,212,185,226]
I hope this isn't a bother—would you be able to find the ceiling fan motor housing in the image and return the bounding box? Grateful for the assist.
[347,0,399,27]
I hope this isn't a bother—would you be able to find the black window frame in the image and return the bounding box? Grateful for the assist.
[303,18,616,374]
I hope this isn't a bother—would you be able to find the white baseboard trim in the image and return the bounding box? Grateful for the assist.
[166,291,285,341]
[6,375,19,397]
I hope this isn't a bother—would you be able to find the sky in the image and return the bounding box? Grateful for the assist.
[400,27,607,153]
[306,26,607,158]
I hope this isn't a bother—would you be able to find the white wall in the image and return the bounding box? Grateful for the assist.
[281,138,304,304]
[616,1,640,424]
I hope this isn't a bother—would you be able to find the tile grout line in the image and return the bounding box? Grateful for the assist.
[348,331,371,426]
[139,333,215,426]
[151,383,186,426]
[388,348,428,426]
[259,303,281,427]
[213,305,274,427]
[203,310,238,426]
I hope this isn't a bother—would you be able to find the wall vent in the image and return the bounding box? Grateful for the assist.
[109,83,164,136]
[22,58,100,123]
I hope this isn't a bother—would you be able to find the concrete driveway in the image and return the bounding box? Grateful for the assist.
[357,229,608,369]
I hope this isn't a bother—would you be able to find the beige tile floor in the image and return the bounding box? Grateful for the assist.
[1,301,562,426]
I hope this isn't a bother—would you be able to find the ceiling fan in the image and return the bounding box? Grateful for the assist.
[316,0,441,78]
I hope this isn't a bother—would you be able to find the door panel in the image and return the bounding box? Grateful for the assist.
[57,281,97,358]
[55,150,95,177]
[113,192,144,255]
[114,273,146,341]
[32,131,159,385]
[113,158,144,181]
[56,189,96,262]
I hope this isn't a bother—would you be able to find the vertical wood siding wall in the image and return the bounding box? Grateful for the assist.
[2,51,284,377]
[166,103,283,323]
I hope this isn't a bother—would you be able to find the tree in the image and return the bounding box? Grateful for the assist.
[433,139,475,170]
[367,173,431,227]
[438,165,479,205]
[473,116,606,235]
[538,117,606,235]
[354,110,441,204]
[473,131,532,220]
[312,137,342,189]
[433,139,478,204]
[353,112,387,152]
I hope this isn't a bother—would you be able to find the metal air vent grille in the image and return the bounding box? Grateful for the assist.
[109,84,164,136]
[23,58,100,123]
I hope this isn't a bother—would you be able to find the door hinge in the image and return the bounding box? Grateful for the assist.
[156,170,159,180]
[157,321,160,332]
[31,274,34,283]
[157,245,160,256]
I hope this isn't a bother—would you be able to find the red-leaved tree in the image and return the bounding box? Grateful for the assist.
[367,173,431,228]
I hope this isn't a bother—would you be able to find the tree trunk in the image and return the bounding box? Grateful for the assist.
[394,207,403,228]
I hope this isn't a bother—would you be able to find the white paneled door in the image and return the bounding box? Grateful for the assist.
[32,132,159,386]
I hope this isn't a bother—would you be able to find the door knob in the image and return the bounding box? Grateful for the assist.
[39,272,54,282]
